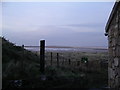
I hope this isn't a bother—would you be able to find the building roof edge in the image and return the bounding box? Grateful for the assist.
[105,1,120,33]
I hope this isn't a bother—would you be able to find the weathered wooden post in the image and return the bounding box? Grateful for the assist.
[22,44,24,48]
[68,59,71,65]
[50,52,53,66]
[62,58,64,66]
[21,44,24,79]
[61,54,64,66]
[77,61,80,66]
[40,40,45,75]
[57,53,59,68]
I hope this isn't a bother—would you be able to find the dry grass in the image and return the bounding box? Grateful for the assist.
[36,51,108,73]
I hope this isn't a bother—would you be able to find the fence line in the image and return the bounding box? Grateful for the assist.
[21,44,107,72]
[43,51,108,72]
[44,52,90,69]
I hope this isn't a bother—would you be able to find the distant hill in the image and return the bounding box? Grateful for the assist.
[2,37,40,80]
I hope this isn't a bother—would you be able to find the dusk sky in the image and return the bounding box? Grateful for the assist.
[2,2,115,47]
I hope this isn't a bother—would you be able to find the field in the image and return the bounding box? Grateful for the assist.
[43,50,108,70]
[2,38,109,88]
[32,49,109,88]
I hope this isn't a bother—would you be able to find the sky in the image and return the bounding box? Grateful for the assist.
[2,2,115,47]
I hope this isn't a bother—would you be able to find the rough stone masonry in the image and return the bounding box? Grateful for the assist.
[105,1,120,89]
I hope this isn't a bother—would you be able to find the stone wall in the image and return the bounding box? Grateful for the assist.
[107,4,120,89]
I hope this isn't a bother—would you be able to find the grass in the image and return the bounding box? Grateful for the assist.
[2,37,108,88]
[42,51,108,72]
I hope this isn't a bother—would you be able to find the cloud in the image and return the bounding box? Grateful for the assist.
[2,22,104,39]
[2,24,107,46]
[59,23,104,33]
[65,23,103,27]
[2,2,111,46]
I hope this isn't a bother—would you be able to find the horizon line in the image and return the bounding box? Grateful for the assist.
[22,45,108,49]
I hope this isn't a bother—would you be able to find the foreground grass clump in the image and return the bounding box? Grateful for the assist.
[5,66,106,88]
[3,65,108,88]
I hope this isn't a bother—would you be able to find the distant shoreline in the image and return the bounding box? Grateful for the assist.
[24,46,108,50]
[24,46,108,53]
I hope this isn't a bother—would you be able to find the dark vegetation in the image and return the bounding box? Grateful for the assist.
[2,37,108,89]
[2,37,40,88]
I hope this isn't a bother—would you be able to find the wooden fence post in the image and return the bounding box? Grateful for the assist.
[51,52,53,66]
[62,58,64,66]
[77,61,80,66]
[22,44,24,79]
[22,44,24,48]
[69,59,71,65]
[57,53,59,68]
[40,40,45,74]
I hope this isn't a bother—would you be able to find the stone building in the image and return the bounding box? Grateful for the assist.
[105,1,120,89]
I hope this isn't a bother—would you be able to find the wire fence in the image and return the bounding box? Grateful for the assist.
[44,51,108,72]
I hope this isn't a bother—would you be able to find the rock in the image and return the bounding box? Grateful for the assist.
[114,58,119,67]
